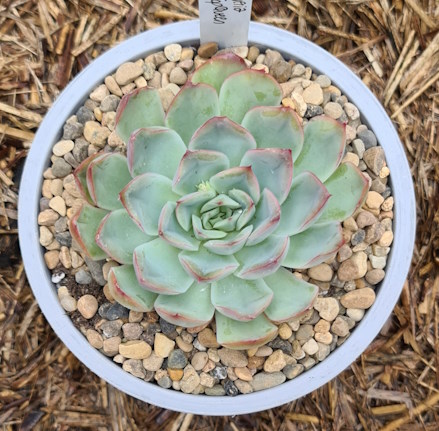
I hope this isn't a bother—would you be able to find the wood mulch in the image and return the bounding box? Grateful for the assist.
[0,1,438,429]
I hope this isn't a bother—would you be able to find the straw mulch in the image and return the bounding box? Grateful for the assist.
[1,1,438,429]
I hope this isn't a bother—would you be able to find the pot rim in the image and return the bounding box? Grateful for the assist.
[18,20,416,415]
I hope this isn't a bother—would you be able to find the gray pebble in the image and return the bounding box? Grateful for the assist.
[251,372,286,391]
[55,231,72,247]
[167,349,187,369]
[84,99,99,111]
[143,62,156,80]
[205,385,226,396]
[157,376,172,389]
[351,229,365,246]
[75,269,92,285]
[122,323,143,340]
[211,366,227,380]
[100,95,120,113]
[63,121,83,140]
[371,178,386,193]
[99,302,129,321]
[102,320,123,338]
[54,217,68,233]
[84,256,106,286]
[73,138,89,163]
[142,323,161,345]
[268,338,293,355]
[76,106,95,124]
[159,317,178,339]
[283,363,304,379]
[52,159,72,177]
[304,105,324,119]
[224,379,239,396]
[358,129,377,149]
[144,370,155,382]
[352,139,365,159]
[270,60,292,83]
[64,152,78,168]
[315,74,331,88]
[382,187,392,199]
[40,197,50,211]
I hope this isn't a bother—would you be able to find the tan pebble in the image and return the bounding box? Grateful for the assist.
[168,368,183,381]
[42,179,53,198]
[70,250,84,269]
[346,308,365,321]
[179,59,194,72]
[143,352,164,371]
[380,166,390,178]
[337,243,353,262]
[341,152,360,166]
[59,246,71,269]
[180,47,194,60]
[102,261,118,281]
[363,147,385,175]
[87,329,103,349]
[234,367,253,381]
[103,284,115,302]
[164,43,182,61]
[49,196,66,216]
[175,336,193,353]
[60,295,76,312]
[128,310,143,323]
[165,83,181,96]
[314,332,333,345]
[356,211,377,228]
[343,216,358,231]
[102,112,116,131]
[77,294,98,319]
[302,83,323,105]
[107,131,124,148]
[345,124,356,143]
[291,92,307,117]
[113,354,125,364]
[200,372,215,388]
[115,62,143,86]
[44,250,59,269]
[264,350,286,373]
[198,42,218,58]
[154,333,175,358]
[337,251,367,281]
[341,288,376,309]
[46,239,60,251]
[378,230,393,247]
[39,226,54,247]
[38,209,59,226]
[49,179,63,196]
[83,121,110,147]
[365,269,385,285]
[314,297,339,321]
[255,345,273,357]
[252,63,269,73]
[247,347,258,357]
[119,340,151,359]
[191,352,208,370]
[134,76,147,88]
[57,286,69,298]
[180,365,201,394]
[202,359,215,373]
[278,323,293,340]
[331,317,350,337]
[366,191,384,210]
[169,67,187,85]
[197,328,219,348]
[43,167,55,179]
[230,45,249,58]
[323,101,343,119]
[248,355,265,369]
[104,76,122,96]
[314,319,330,333]
[53,140,74,157]
[308,263,333,282]
[123,359,145,378]
[381,197,394,212]
[90,84,109,102]
[302,338,319,355]
[218,348,248,367]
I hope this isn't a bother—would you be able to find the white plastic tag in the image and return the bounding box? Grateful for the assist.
[199,1,253,48]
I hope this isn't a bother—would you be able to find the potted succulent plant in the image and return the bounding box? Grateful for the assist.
[18,21,416,415]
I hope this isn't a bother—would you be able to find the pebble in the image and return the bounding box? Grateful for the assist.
[169,67,187,85]
[352,139,365,159]
[63,122,83,140]
[180,365,201,394]
[314,332,333,345]
[90,84,109,102]
[301,356,316,370]
[103,336,121,356]
[218,348,248,367]
[86,329,103,349]
[264,350,286,372]
[363,147,385,175]
[315,343,331,361]
[48,196,66,217]
[378,231,393,247]
[167,349,188,369]
[200,372,215,388]
[211,366,227,380]
[263,49,283,68]
[115,62,143,86]
[175,336,193,353]
[52,158,72,177]
[51,271,65,283]
[77,294,98,319]
[340,288,376,309]
[197,328,219,348]
[296,324,314,341]
[164,44,182,62]
[365,269,385,285]
[251,372,286,391]
[308,263,333,282]
[337,251,368,281]
[191,352,208,371]
[142,352,164,371]
[278,323,293,340]
[283,363,304,380]
[122,323,143,340]
[100,95,119,113]
[304,105,324,118]
[271,60,292,83]
[292,63,306,76]
[302,338,319,355]
[346,308,365,322]
[344,102,360,120]
[315,75,331,88]
[83,121,110,147]
[205,385,226,396]
[119,340,152,360]
[157,375,172,388]
[60,295,77,312]
[314,297,339,321]
[358,129,377,149]
[331,317,350,337]
[122,359,145,378]
[268,338,293,355]
[75,269,92,285]
[224,379,239,396]
[351,229,365,246]
[39,226,54,246]
[101,320,123,338]
[104,76,123,96]
[234,367,253,382]
[154,333,175,358]
[356,211,377,228]
[198,42,218,58]
[302,83,324,105]
[99,302,129,321]
[255,345,273,357]
[366,191,384,210]
[53,140,74,157]
[323,102,343,119]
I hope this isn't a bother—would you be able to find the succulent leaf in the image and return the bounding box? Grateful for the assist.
[172,150,229,196]
[127,127,186,179]
[133,238,194,294]
[240,148,293,205]
[210,166,260,203]
[246,188,281,246]
[188,116,256,167]
[178,247,239,282]
[219,70,282,123]
[317,162,369,224]
[73,153,101,204]
[228,189,256,230]
[108,265,157,312]
[175,190,216,231]
[264,267,318,323]
[215,311,278,350]
[190,53,247,93]
[158,202,200,251]
[294,116,345,182]
[235,235,290,279]
[154,282,215,328]
[115,87,165,143]
[203,225,253,255]
[283,222,344,269]
[69,204,108,260]
[120,173,179,236]
[276,171,330,236]
[95,209,153,264]
[211,276,273,321]
[86,153,132,211]
[241,106,304,159]
[165,82,220,144]
[192,215,227,240]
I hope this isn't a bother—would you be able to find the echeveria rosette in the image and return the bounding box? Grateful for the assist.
[70,53,369,350]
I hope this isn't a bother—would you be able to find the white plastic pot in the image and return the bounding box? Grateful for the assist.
[19,20,416,415]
